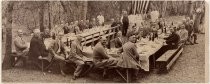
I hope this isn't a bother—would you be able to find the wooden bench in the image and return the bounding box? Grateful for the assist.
[156,43,184,73]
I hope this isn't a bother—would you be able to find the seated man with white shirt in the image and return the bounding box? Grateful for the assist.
[13,29,29,67]
[177,24,188,44]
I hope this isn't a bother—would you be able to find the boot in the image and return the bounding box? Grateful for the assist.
[194,41,198,44]
[72,75,78,80]
[61,70,66,77]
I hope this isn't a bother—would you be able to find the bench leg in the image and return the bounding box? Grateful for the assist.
[126,69,130,83]
[102,68,107,78]
[115,69,127,81]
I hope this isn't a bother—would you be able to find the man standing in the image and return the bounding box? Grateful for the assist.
[89,18,97,28]
[97,12,105,26]
[68,22,75,33]
[13,29,29,66]
[190,20,198,44]
[63,23,69,34]
[121,11,129,36]
[73,21,81,34]
[78,20,87,32]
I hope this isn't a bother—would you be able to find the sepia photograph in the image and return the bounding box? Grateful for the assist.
[1,0,208,83]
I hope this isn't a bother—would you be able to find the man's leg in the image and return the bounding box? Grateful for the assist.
[122,27,125,36]
[132,69,139,81]
[53,54,66,76]
[124,28,128,37]
[73,60,85,80]
[193,33,198,44]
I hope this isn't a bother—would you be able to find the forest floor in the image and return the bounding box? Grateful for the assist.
[1,16,207,83]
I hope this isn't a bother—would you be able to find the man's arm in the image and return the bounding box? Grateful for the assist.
[71,43,83,60]
[97,46,110,59]
[165,34,178,44]
[38,38,48,57]
[133,44,140,61]
[184,31,188,41]
[60,42,69,57]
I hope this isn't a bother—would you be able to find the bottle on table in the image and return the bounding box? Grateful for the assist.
[66,38,69,46]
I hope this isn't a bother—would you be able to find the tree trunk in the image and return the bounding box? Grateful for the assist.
[48,2,51,30]
[82,1,88,20]
[39,3,45,32]
[187,1,193,18]
[2,1,15,70]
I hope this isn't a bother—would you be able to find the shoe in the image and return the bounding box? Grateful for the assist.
[194,42,198,44]
[61,70,66,77]
[190,42,194,45]
[72,75,77,80]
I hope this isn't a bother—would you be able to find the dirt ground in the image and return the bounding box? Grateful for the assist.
[1,16,206,83]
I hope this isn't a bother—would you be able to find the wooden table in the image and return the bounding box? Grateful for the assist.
[136,38,164,71]
[61,26,120,47]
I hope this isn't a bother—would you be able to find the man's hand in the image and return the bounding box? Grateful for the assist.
[38,56,43,59]
[109,56,116,60]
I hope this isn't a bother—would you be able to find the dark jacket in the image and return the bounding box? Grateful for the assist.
[122,16,129,29]
[111,21,121,27]
[164,32,180,48]
[28,35,48,61]
[114,37,123,48]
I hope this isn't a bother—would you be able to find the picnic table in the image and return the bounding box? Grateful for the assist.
[82,33,169,71]
[61,25,120,46]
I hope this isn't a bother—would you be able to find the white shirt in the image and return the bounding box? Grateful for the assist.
[177,29,188,42]
[97,15,104,25]
[150,11,159,22]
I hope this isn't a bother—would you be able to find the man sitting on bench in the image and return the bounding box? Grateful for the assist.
[13,29,29,67]
[47,32,70,76]
[160,27,180,55]
[28,29,49,69]
[68,35,93,80]
[93,37,118,68]
[177,24,188,44]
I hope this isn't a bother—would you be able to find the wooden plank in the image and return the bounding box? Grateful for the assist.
[166,48,183,70]
[104,32,115,37]
[156,49,176,61]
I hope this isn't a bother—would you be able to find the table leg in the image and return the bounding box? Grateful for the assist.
[41,60,46,75]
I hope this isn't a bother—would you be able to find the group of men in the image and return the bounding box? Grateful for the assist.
[13,8,202,82]
[51,12,105,36]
